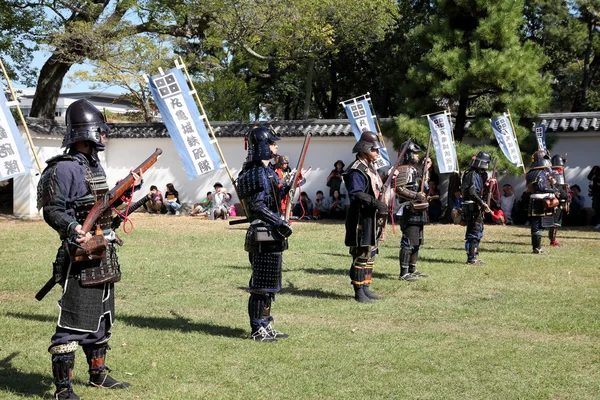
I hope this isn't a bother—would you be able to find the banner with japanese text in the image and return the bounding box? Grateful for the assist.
[0,97,31,181]
[427,112,458,174]
[148,67,221,179]
[343,98,390,169]
[490,115,523,167]
[533,124,546,151]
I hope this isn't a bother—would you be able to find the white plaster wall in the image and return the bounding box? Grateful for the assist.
[498,131,600,207]
[14,128,596,216]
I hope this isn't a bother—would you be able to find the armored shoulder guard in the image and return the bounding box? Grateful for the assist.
[395,165,411,187]
[236,165,267,200]
[36,155,77,210]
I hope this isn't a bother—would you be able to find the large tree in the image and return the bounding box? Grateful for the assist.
[404,0,551,141]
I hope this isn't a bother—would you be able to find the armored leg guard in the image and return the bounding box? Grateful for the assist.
[549,228,562,246]
[248,293,270,331]
[408,247,429,278]
[531,232,547,254]
[50,343,80,400]
[399,246,418,281]
[465,240,484,265]
[261,294,288,339]
[82,343,130,390]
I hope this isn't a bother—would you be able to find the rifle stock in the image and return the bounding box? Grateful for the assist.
[284,133,312,221]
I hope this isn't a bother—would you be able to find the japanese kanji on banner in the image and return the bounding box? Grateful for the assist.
[426,112,458,174]
[148,67,221,179]
[533,124,546,151]
[490,115,523,167]
[0,95,32,181]
[343,97,390,170]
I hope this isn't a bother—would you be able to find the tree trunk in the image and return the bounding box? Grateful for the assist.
[454,95,468,142]
[326,59,338,118]
[302,58,315,119]
[29,55,74,119]
[573,18,596,112]
[284,94,292,120]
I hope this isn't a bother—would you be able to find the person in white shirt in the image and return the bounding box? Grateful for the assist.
[210,182,232,220]
[500,184,516,225]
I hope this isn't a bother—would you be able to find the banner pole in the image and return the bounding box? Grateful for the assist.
[0,57,42,171]
[446,108,460,176]
[176,57,238,192]
[506,109,527,175]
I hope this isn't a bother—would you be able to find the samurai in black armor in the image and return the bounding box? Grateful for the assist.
[343,131,389,303]
[461,151,492,265]
[236,127,293,342]
[548,154,570,247]
[394,140,431,282]
[526,151,558,254]
[37,100,138,399]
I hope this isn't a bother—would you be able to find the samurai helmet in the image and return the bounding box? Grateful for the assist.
[470,151,492,170]
[529,150,551,170]
[400,139,422,164]
[246,126,280,161]
[62,99,109,149]
[352,130,383,154]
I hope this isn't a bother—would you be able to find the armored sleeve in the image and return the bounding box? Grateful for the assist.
[247,190,283,227]
[536,173,556,194]
[41,163,79,239]
[465,172,486,206]
[396,186,419,201]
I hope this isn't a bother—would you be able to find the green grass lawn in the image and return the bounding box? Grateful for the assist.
[1,215,599,399]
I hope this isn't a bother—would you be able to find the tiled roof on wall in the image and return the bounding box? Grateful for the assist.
[537,112,600,132]
[25,118,357,138]
[25,112,600,138]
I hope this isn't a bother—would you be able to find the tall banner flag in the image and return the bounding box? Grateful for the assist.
[0,93,32,181]
[342,95,390,170]
[533,124,546,151]
[490,114,523,167]
[426,111,458,174]
[148,67,222,179]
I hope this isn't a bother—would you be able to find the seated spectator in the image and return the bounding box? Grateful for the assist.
[313,190,331,219]
[565,184,585,226]
[514,190,531,225]
[145,185,164,214]
[448,190,462,225]
[329,190,346,220]
[499,184,517,225]
[164,183,181,215]
[190,191,213,217]
[292,192,313,219]
[326,160,345,197]
[210,182,232,220]
[490,206,506,225]
[427,180,443,223]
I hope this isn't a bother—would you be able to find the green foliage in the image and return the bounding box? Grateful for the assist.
[0,1,44,85]
[1,217,599,399]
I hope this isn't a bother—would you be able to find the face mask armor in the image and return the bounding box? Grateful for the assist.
[62,99,109,150]
[246,126,280,161]
[352,131,383,154]
[529,150,552,170]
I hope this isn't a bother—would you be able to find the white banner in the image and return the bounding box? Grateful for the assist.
[427,112,458,173]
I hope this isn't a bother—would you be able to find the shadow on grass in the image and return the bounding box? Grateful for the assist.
[451,247,527,254]
[302,267,389,279]
[281,281,351,300]
[4,311,247,339]
[382,255,464,265]
[0,352,49,398]
[237,282,351,300]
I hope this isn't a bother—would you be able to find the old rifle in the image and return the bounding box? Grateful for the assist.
[284,132,312,221]
[409,134,433,211]
[35,148,163,301]
[486,159,498,208]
